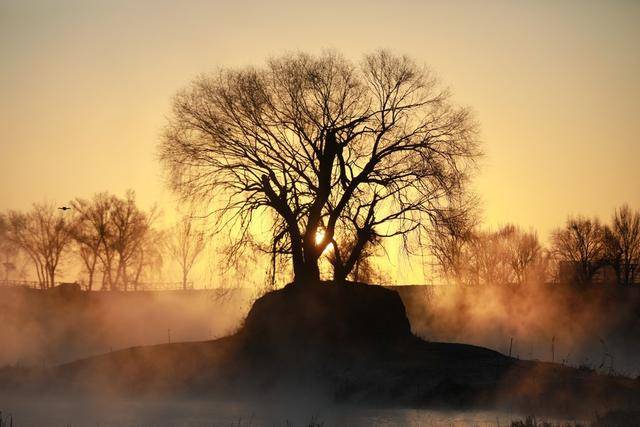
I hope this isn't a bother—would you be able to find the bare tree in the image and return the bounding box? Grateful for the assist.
[429,211,478,283]
[433,223,547,286]
[130,228,164,290]
[470,226,517,286]
[70,193,113,291]
[506,226,545,285]
[160,50,480,285]
[70,191,158,291]
[109,191,157,291]
[551,216,605,285]
[167,215,207,290]
[6,203,72,289]
[0,213,20,281]
[604,205,640,286]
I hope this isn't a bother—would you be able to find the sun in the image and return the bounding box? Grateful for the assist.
[314,229,334,253]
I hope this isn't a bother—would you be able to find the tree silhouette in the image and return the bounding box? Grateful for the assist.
[6,203,71,289]
[551,216,605,285]
[70,191,158,291]
[70,193,113,291]
[0,213,22,281]
[107,191,157,291]
[130,227,164,291]
[167,215,207,290]
[604,205,640,286]
[160,50,480,284]
[432,224,547,286]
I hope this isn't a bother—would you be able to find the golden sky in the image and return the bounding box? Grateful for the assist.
[2,0,639,246]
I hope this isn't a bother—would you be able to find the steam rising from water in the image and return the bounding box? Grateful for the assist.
[0,288,252,366]
[2,283,638,376]
[399,284,640,375]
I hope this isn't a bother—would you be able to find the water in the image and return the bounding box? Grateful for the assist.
[0,395,584,426]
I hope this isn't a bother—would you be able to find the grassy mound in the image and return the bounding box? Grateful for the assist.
[241,281,413,354]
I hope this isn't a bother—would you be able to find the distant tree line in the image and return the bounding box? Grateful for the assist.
[0,191,207,291]
[2,191,636,289]
[432,205,640,287]
[551,205,640,287]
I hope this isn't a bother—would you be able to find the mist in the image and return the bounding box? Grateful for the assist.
[399,283,640,376]
[0,287,252,367]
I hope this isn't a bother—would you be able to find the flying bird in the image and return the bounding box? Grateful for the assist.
[58,206,71,211]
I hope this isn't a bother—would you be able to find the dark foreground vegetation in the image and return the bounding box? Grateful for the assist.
[507,410,640,427]
[2,283,639,420]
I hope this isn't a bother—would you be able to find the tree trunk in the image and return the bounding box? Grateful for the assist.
[333,259,348,284]
[48,267,55,289]
[294,258,320,285]
[33,258,44,289]
[623,260,634,286]
[87,270,94,291]
[108,264,117,291]
[87,255,97,291]
[336,230,370,284]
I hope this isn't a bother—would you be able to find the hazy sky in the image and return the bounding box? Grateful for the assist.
[2,0,639,242]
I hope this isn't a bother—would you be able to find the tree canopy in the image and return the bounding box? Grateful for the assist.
[160,50,480,284]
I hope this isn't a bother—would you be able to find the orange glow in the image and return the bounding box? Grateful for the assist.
[315,230,334,254]
[1,1,638,285]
